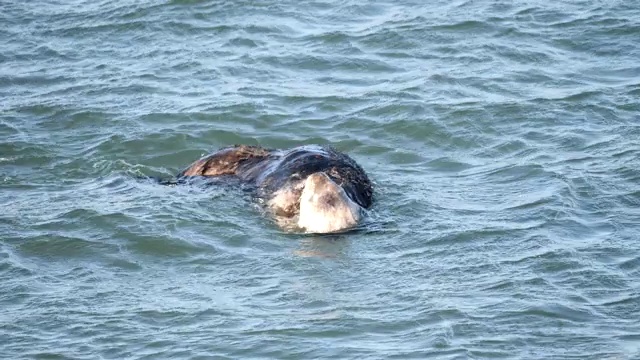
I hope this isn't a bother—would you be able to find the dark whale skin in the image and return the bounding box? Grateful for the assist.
[177,145,373,213]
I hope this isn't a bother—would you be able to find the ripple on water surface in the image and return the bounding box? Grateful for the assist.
[1,0,640,359]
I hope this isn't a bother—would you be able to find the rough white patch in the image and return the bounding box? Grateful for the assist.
[297,172,363,234]
[267,187,299,215]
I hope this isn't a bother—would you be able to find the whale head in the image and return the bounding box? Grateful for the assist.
[297,172,362,233]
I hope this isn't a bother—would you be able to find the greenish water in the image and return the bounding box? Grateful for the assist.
[2,0,639,359]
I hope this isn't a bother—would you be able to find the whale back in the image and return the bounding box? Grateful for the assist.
[251,145,373,210]
[177,144,373,215]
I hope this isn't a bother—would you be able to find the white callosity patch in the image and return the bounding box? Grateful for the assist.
[297,172,363,233]
[267,185,302,216]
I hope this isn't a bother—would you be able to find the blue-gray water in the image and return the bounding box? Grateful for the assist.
[1,0,639,359]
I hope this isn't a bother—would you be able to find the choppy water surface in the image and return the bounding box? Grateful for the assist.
[2,0,640,358]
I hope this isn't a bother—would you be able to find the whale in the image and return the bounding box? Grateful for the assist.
[176,144,373,234]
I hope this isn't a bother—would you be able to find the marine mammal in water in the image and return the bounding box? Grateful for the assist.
[176,144,373,233]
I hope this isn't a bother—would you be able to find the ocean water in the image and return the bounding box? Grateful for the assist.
[1,0,639,358]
